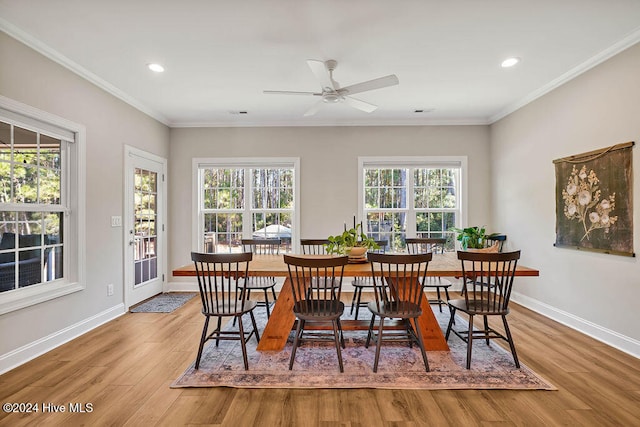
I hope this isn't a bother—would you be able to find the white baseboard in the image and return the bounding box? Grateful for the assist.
[511,291,640,359]
[167,281,199,293]
[0,303,127,375]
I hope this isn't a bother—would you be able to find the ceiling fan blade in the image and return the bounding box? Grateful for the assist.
[307,59,336,92]
[343,96,377,113]
[303,100,324,116]
[338,74,399,96]
[263,90,321,96]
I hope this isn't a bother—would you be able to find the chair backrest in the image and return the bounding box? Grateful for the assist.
[372,240,387,254]
[367,252,433,314]
[406,237,446,254]
[300,239,330,255]
[458,250,520,313]
[485,234,507,252]
[284,255,348,306]
[191,251,252,315]
[241,238,281,255]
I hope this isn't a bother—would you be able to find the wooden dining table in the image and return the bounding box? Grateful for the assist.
[172,252,539,352]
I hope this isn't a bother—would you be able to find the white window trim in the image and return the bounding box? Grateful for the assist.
[192,157,300,253]
[357,156,468,237]
[0,96,86,315]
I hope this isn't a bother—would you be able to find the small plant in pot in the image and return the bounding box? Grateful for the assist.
[450,226,500,250]
[325,223,380,257]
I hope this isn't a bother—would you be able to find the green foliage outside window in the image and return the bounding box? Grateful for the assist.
[363,166,459,252]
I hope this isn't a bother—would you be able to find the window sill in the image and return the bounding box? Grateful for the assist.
[0,281,85,315]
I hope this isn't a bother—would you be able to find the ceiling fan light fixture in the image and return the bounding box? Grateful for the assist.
[501,57,520,68]
[147,63,165,73]
[323,93,341,103]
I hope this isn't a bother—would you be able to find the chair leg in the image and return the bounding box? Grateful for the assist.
[365,315,376,348]
[404,319,413,348]
[263,289,271,318]
[436,287,443,312]
[195,316,210,370]
[236,315,249,370]
[373,316,385,373]
[411,317,430,372]
[502,315,520,368]
[483,315,490,345]
[332,320,344,372]
[215,317,222,346]
[271,287,277,300]
[350,288,358,315]
[249,310,260,343]
[466,314,474,369]
[354,287,363,320]
[445,306,456,340]
[289,319,304,370]
[444,287,454,325]
[337,318,346,349]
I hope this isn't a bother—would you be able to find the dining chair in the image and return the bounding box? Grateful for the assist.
[237,238,281,318]
[457,235,507,296]
[406,237,453,312]
[284,254,349,372]
[191,251,260,370]
[349,240,387,320]
[445,250,521,369]
[365,252,432,373]
[300,239,330,254]
[485,234,507,252]
[299,238,340,295]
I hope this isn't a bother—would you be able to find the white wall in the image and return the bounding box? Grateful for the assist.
[168,125,491,277]
[490,42,640,356]
[0,32,170,369]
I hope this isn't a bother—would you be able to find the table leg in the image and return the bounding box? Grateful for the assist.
[417,293,450,351]
[256,277,296,351]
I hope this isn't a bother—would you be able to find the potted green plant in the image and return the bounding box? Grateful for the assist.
[450,226,500,250]
[325,223,380,256]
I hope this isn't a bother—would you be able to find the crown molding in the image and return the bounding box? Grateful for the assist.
[490,27,640,124]
[0,18,170,126]
[169,117,490,128]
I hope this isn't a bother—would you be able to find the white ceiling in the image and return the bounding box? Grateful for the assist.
[2,0,640,128]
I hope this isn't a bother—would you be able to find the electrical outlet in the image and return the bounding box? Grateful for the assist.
[107,283,114,296]
[111,216,122,227]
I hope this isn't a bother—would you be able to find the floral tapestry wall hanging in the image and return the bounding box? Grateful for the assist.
[553,141,634,256]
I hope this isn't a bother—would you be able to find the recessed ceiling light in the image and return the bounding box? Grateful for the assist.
[147,63,165,73]
[501,57,520,68]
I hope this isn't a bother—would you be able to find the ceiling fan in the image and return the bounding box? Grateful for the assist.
[263,59,399,116]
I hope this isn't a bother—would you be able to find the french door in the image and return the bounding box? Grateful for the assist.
[124,146,167,309]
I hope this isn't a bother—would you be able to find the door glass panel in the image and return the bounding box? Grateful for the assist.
[133,168,158,286]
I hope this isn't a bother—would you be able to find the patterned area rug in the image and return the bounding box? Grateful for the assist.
[171,306,555,390]
[130,293,197,313]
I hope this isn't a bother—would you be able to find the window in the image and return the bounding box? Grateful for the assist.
[194,158,299,254]
[359,157,466,252]
[0,97,85,314]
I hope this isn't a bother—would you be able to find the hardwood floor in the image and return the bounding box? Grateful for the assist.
[1,294,639,426]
